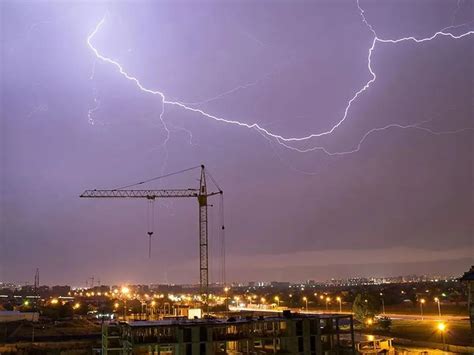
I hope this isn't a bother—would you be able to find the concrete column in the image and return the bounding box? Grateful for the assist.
[315,318,322,355]
[303,319,311,355]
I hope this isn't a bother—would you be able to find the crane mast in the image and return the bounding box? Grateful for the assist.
[198,167,209,297]
[80,165,222,303]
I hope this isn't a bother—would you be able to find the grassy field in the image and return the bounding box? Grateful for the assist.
[359,319,472,346]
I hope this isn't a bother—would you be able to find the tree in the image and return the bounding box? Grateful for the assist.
[352,293,380,323]
[378,316,392,331]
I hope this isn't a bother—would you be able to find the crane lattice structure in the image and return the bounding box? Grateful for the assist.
[80,165,223,301]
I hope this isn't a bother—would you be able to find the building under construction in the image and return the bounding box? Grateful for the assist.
[102,311,355,354]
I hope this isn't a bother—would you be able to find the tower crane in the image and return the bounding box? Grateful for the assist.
[80,165,223,301]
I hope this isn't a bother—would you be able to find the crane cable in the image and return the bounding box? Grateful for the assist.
[112,165,201,191]
[205,168,223,192]
[219,193,226,286]
[205,167,225,285]
[147,199,155,258]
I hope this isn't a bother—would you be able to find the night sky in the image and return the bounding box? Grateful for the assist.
[1,0,472,286]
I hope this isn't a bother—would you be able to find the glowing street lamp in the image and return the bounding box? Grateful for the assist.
[437,322,447,349]
[303,297,308,311]
[120,287,130,320]
[336,297,342,313]
[380,292,385,315]
[51,298,59,305]
[325,297,331,311]
[420,299,425,320]
[434,297,442,317]
[224,287,230,310]
[150,300,156,319]
[260,297,266,306]
[274,296,280,308]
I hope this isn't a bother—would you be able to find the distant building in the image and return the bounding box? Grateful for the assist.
[270,281,290,289]
[460,265,474,342]
[38,285,50,296]
[102,312,355,354]
[51,285,71,296]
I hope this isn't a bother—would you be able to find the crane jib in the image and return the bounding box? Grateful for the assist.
[80,189,202,198]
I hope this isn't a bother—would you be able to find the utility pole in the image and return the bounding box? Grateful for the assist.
[379,293,385,315]
[34,268,39,310]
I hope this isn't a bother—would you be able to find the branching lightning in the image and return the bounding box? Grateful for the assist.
[179,77,266,106]
[177,64,282,106]
[86,1,473,156]
[87,87,101,126]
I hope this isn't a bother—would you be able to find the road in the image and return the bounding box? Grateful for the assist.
[230,305,468,321]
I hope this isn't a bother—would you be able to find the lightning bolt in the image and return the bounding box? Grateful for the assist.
[178,77,267,106]
[86,2,473,156]
[87,87,101,126]
[451,0,463,26]
[167,121,194,145]
[26,103,48,119]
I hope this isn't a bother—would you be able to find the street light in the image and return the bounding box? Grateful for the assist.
[380,293,385,315]
[150,300,156,319]
[224,287,229,310]
[434,297,442,317]
[121,287,130,320]
[274,296,280,308]
[437,322,446,350]
[420,299,425,320]
[325,297,330,311]
[303,297,308,311]
[336,297,342,313]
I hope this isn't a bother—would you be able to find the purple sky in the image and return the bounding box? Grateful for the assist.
[1,0,472,286]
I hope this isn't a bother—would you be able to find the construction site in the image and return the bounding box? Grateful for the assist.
[79,165,357,354]
[102,312,355,354]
